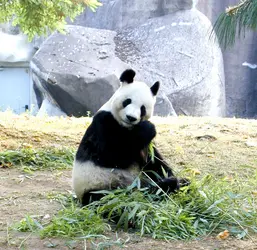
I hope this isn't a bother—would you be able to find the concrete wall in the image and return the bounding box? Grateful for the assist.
[0,66,31,114]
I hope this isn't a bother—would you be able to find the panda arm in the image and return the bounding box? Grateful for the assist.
[94,113,157,151]
[92,111,155,168]
[76,111,118,163]
[132,122,175,177]
[91,111,120,148]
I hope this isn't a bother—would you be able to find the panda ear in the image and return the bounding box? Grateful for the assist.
[150,81,160,96]
[120,69,136,84]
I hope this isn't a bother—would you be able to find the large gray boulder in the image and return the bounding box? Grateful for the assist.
[71,0,225,117]
[114,9,225,116]
[32,6,225,117]
[31,26,176,117]
[31,26,127,117]
[73,0,193,31]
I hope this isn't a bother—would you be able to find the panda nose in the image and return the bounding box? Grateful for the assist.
[126,115,137,122]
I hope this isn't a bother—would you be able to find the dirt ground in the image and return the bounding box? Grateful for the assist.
[0,112,257,249]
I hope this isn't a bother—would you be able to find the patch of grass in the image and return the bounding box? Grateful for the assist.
[90,174,257,240]
[12,172,257,241]
[12,196,108,239]
[90,236,130,249]
[13,215,43,233]
[40,204,108,238]
[0,148,75,171]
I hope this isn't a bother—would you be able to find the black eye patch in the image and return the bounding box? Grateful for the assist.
[140,105,146,117]
[122,98,132,108]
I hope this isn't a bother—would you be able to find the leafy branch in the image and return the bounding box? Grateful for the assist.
[213,0,257,48]
[0,0,102,41]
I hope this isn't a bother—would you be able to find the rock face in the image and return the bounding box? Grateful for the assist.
[197,0,257,117]
[71,0,226,117]
[31,25,177,117]
[32,1,225,117]
[31,26,128,117]
[114,9,225,116]
[73,0,193,30]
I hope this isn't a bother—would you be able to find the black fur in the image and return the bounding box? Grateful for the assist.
[76,111,185,205]
[150,81,160,96]
[122,98,132,108]
[140,105,146,117]
[119,69,136,83]
[82,191,105,205]
[76,111,155,168]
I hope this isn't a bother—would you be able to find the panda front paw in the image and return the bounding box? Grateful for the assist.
[134,121,156,146]
[156,177,180,193]
[178,178,190,188]
[136,120,156,142]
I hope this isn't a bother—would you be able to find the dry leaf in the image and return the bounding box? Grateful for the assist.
[22,143,33,149]
[220,129,231,133]
[195,135,217,141]
[242,207,250,212]
[33,137,42,142]
[251,191,257,196]
[191,168,201,176]
[54,172,63,178]
[0,162,12,168]
[223,176,233,181]
[217,230,230,240]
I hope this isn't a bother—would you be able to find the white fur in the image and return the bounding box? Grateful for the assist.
[72,160,140,202]
[99,81,156,128]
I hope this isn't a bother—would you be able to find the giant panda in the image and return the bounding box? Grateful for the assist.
[72,69,188,205]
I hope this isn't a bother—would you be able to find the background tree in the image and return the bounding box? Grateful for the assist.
[213,0,257,48]
[0,0,102,41]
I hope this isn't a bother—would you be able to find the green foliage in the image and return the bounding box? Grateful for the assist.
[13,173,257,241]
[13,215,43,232]
[41,203,107,238]
[213,0,257,48]
[0,0,102,41]
[13,194,107,238]
[91,175,257,240]
[148,141,155,163]
[0,148,74,170]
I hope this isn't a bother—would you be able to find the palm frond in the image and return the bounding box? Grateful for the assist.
[212,0,257,48]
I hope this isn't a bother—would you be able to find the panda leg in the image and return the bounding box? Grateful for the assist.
[81,190,106,206]
[143,147,189,193]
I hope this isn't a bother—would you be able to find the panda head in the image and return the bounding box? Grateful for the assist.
[107,69,160,128]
